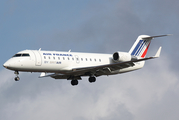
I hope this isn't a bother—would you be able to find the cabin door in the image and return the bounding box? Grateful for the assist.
[33,51,42,66]
[75,55,80,64]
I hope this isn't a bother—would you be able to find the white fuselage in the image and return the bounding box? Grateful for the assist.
[3,50,144,76]
[2,34,167,85]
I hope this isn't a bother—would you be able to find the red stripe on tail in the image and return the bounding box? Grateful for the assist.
[141,43,150,58]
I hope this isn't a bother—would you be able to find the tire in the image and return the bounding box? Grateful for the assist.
[89,77,96,83]
[71,80,78,86]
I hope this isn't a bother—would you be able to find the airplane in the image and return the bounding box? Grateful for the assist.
[3,34,170,86]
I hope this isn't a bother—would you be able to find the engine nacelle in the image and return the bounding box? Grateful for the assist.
[113,52,137,62]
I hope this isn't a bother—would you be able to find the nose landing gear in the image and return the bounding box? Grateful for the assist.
[14,71,20,81]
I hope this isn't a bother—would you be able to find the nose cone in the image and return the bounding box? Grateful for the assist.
[3,61,10,69]
[3,58,15,70]
[3,58,23,71]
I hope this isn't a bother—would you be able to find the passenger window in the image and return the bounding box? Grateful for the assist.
[99,59,101,62]
[86,58,88,61]
[58,57,60,60]
[72,58,74,60]
[90,58,92,61]
[68,57,70,60]
[81,58,83,61]
[44,56,46,59]
[53,57,55,60]
[94,59,96,61]
[63,57,65,60]
[49,57,50,59]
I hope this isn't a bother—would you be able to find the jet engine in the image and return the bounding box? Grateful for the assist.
[113,52,137,62]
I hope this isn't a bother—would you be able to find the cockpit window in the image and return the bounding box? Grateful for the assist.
[13,54,22,57]
[22,54,30,56]
[13,53,30,57]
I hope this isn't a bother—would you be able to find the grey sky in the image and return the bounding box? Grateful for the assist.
[0,0,179,120]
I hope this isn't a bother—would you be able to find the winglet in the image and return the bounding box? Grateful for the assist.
[155,47,162,58]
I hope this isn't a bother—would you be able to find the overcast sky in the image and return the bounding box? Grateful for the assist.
[0,0,179,120]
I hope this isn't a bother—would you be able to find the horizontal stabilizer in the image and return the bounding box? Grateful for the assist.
[142,34,172,40]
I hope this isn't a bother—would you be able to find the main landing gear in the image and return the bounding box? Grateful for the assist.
[89,76,96,83]
[70,76,96,86]
[14,71,20,81]
[71,80,78,86]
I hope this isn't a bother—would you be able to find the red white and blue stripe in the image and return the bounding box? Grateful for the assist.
[131,39,151,58]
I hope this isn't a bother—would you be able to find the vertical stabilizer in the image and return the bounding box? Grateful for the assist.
[129,34,170,58]
[129,35,152,58]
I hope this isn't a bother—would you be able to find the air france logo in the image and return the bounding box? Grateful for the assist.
[43,53,72,56]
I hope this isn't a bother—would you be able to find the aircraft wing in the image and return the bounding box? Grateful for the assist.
[41,47,162,79]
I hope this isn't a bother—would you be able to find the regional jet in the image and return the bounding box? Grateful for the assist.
[3,35,170,86]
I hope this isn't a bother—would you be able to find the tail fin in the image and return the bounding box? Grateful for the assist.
[129,35,151,58]
[129,34,171,58]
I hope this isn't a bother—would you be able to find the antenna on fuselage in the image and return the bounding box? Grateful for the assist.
[68,49,71,52]
[39,48,41,51]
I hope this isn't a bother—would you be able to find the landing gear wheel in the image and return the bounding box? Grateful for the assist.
[71,80,78,86]
[14,71,20,81]
[89,77,96,83]
[14,71,19,75]
[15,77,20,81]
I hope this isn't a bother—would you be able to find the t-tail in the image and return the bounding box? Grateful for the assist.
[129,34,171,58]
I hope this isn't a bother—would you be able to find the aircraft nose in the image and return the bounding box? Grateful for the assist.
[3,62,9,68]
